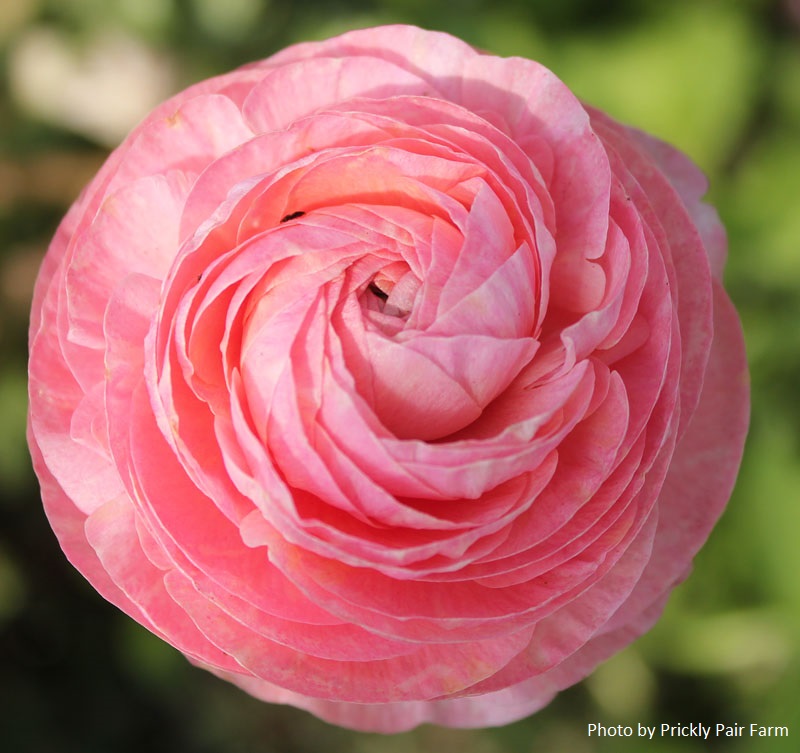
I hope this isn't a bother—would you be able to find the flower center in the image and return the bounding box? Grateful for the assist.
[368,279,390,302]
[361,263,419,320]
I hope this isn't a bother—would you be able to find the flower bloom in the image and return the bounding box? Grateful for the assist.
[28,25,749,732]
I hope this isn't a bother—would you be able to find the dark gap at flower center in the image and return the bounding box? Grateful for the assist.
[360,266,417,323]
[368,281,389,301]
[280,210,305,223]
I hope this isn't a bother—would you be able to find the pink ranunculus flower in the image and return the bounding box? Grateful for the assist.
[28,25,749,732]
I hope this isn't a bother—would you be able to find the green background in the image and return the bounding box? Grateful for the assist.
[1,1,797,751]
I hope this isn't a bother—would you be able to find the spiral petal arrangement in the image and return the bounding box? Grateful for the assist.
[28,25,749,732]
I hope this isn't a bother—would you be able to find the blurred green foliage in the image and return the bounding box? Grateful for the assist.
[1,1,798,751]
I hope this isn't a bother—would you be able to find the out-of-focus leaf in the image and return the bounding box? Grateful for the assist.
[0,369,30,493]
[192,0,264,41]
[550,2,764,172]
[725,132,800,288]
